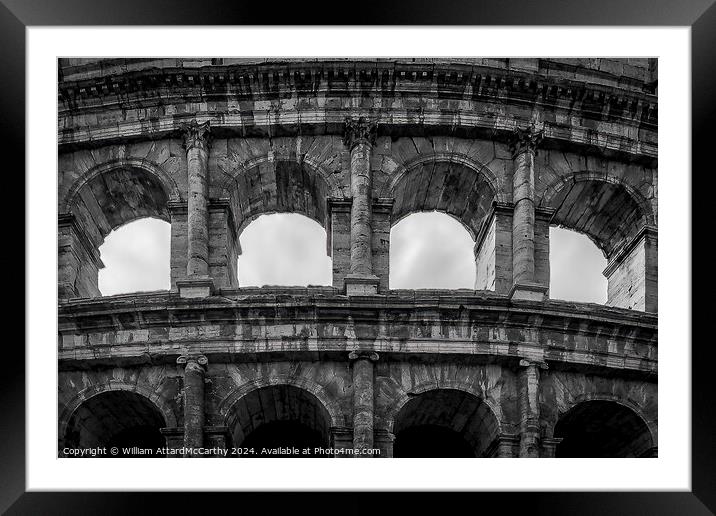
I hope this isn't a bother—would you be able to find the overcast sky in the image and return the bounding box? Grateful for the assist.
[98,213,607,303]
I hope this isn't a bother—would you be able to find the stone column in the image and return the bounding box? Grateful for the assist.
[509,127,548,301]
[349,350,379,457]
[176,120,214,298]
[518,359,546,458]
[178,355,207,457]
[343,118,380,295]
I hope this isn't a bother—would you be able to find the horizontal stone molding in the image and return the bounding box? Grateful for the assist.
[57,291,657,375]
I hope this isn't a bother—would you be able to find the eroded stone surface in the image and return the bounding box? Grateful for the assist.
[57,58,658,458]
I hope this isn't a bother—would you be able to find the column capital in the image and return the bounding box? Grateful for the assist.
[181,119,211,152]
[177,354,208,371]
[349,350,379,362]
[343,116,377,150]
[510,125,544,158]
[519,358,548,370]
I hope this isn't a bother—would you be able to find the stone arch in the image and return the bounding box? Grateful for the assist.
[218,375,344,429]
[387,383,502,458]
[555,392,657,443]
[384,154,501,240]
[62,158,181,250]
[58,381,176,454]
[59,380,177,440]
[220,378,340,455]
[62,157,182,214]
[218,155,343,237]
[538,171,655,258]
[553,396,656,457]
[383,380,502,435]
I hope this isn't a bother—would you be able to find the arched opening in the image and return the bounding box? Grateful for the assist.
[61,162,175,299]
[554,400,654,457]
[389,212,476,289]
[237,213,332,287]
[62,390,167,457]
[393,389,500,458]
[549,227,607,304]
[541,178,649,260]
[387,160,498,291]
[540,176,656,311]
[226,385,331,457]
[98,217,171,296]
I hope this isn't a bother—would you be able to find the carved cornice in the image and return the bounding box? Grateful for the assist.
[343,117,377,150]
[181,120,211,152]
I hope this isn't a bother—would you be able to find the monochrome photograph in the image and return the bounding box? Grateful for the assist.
[57,57,658,459]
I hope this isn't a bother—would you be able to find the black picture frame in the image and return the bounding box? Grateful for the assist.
[7,1,713,513]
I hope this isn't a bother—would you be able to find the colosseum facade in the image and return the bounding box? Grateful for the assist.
[57,58,658,458]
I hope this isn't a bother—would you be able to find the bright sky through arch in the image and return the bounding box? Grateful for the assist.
[548,227,607,304]
[98,218,171,296]
[96,214,607,303]
[238,213,332,287]
[389,212,476,289]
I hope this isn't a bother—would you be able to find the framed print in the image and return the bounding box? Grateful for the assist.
[8,0,714,513]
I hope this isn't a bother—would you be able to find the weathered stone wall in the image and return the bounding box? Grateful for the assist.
[57,58,658,458]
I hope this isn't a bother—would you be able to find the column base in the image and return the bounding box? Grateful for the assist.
[330,426,354,458]
[204,425,231,453]
[159,427,185,457]
[540,437,563,458]
[177,277,215,299]
[344,274,380,295]
[489,433,520,458]
[509,282,549,302]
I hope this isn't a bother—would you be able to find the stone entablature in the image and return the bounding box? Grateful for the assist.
[58,59,657,162]
[58,290,657,376]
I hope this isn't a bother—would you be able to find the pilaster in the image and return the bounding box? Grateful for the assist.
[604,225,658,313]
[208,199,240,290]
[474,202,514,294]
[326,198,353,292]
[58,213,103,299]
[371,198,394,293]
